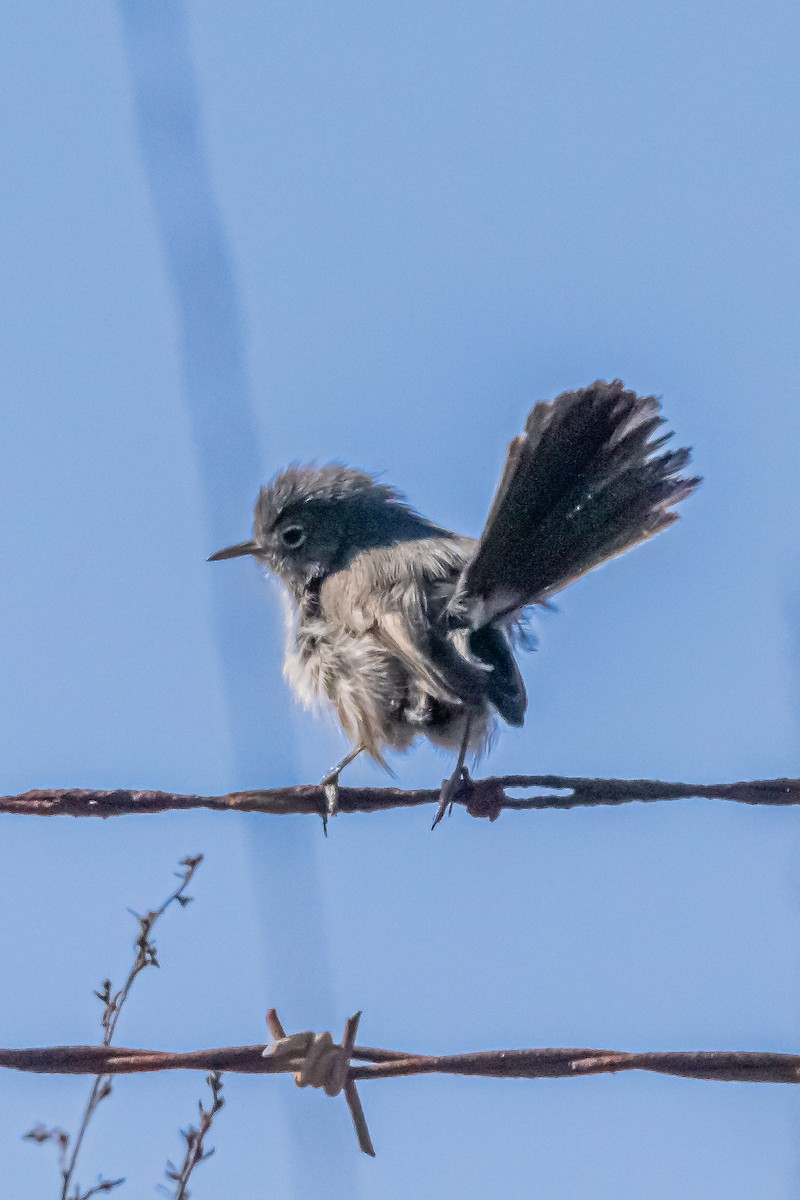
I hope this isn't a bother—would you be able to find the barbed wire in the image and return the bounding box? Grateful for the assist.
[7,1039,797,1082]
[6,1019,800,1156]
[3,775,799,822]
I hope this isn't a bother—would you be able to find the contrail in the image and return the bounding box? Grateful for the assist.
[117,3,354,1189]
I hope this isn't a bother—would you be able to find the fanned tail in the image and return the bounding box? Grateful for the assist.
[450,379,700,629]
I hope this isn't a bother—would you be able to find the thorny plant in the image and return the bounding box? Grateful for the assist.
[158,1072,225,1200]
[24,854,209,1200]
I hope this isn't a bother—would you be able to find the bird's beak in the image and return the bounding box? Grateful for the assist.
[207,540,258,562]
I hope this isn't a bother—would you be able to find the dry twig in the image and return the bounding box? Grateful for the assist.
[159,1072,224,1200]
[23,855,203,1200]
[3,775,799,823]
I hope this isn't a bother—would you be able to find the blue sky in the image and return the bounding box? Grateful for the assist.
[1,1,799,1196]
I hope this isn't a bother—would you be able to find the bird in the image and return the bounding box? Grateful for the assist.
[209,379,699,827]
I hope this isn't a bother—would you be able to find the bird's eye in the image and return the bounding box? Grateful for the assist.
[280,525,306,549]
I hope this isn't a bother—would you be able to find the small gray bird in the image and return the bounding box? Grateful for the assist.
[210,380,699,825]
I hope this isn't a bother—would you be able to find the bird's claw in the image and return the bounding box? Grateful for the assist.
[317,746,365,835]
[432,766,471,830]
[319,773,341,835]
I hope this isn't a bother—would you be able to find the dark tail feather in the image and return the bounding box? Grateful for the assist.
[450,380,700,628]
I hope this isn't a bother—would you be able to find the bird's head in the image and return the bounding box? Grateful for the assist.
[208,464,426,596]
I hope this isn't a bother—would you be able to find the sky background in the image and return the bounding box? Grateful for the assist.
[1,1,799,1196]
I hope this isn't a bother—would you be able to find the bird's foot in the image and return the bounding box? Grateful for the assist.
[432,765,472,830]
[319,769,344,833]
[317,746,365,834]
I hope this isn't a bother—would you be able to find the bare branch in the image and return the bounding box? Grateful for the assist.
[159,1072,224,1200]
[3,776,799,822]
[24,856,203,1200]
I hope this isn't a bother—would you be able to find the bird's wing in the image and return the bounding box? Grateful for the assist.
[322,535,490,707]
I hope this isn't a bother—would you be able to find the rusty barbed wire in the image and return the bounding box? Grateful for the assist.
[5,1022,800,1156]
[6,1041,796,1082]
[2,775,799,822]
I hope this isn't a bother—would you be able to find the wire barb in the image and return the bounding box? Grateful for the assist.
[263,1010,375,1156]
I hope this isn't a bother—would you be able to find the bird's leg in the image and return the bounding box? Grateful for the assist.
[432,717,473,830]
[320,746,364,829]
